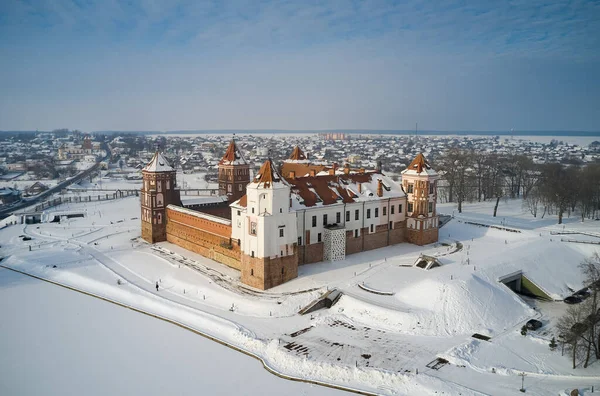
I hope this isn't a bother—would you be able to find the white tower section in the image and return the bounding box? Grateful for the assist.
[232,159,297,260]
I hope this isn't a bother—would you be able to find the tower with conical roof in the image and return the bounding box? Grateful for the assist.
[231,158,298,290]
[141,151,181,243]
[218,139,250,203]
[401,153,439,245]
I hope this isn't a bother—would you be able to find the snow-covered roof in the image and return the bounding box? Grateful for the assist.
[143,151,174,172]
[288,171,405,209]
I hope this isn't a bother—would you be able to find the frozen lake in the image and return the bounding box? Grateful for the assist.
[0,267,340,396]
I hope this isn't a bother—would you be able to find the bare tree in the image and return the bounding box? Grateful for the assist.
[557,304,586,369]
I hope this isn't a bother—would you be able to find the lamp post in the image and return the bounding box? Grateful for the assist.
[519,372,526,392]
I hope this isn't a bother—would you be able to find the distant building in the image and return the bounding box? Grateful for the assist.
[0,187,21,205]
[141,145,439,290]
[24,182,49,196]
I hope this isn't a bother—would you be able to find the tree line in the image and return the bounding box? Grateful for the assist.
[433,149,600,223]
[557,254,600,369]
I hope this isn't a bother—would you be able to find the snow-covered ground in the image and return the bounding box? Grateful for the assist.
[1,196,599,395]
[0,267,341,396]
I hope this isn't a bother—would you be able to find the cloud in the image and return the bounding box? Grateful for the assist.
[0,0,599,131]
[1,0,599,58]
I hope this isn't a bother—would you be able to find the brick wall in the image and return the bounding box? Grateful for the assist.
[240,251,298,290]
[165,208,241,270]
[299,242,324,264]
[363,228,388,251]
[345,230,363,255]
[167,207,231,238]
[407,227,439,246]
[389,220,407,245]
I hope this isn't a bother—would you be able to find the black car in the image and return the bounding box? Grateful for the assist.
[574,289,591,300]
[526,319,543,330]
[564,296,583,304]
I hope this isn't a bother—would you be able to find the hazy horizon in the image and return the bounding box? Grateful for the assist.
[1,1,599,132]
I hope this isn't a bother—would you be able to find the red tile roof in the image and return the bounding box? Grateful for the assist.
[288,146,307,160]
[407,153,430,174]
[219,139,247,165]
[253,159,282,188]
[286,172,375,207]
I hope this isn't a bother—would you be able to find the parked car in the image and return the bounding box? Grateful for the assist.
[564,296,583,304]
[526,319,543,330]
[574,288,591,300]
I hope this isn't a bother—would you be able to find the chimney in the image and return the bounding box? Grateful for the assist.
[289,171,295,179]
[358,183,362,194]
[343,163,350,175]
[309,169,316,177]
[377,179,383,197]
[359,168,365,174]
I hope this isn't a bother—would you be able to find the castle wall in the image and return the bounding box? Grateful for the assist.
[363,227,389,251]
[345,231,363,255]
[165,207,241,270]
[407,227,439,246]
[298,242,324,265]
[389,220,407,245]
[240,249,299,290]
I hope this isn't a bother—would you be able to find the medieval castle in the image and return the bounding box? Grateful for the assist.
[141,140,439,290]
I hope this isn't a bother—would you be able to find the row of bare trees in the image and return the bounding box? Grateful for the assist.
[434,149,600,223]
[557,254,600,369]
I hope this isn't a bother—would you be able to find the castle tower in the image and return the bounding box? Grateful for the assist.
[218,139,250,203]
[141,151,181,244]
[235,159,298,290]
[401,153,439,246]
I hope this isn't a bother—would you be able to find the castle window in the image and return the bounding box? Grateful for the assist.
[370,224,374,233]
[354,229,358,238]
[250,222,257,235]
[389,221,393,229]
[251,269,254,276]
[298,237,302,246]
[407,184,413,193]
[428,202,433,213]
[375,208,379,218]
[252,208,255,214]
[157,182,162,192]
[317,233,322,243]
[281,268,284,275]
[280,208,282,213]
[228,184,232,192]
[279,229,284,237]
[383,207,386,216]
[345,211,350,222]
[399,204,403,213]
[429,183,434,194]
[166,180,170,190]
[312,215,317,227]
[239,184,243,191]
[355,209,359,220]
[237,210,241,216]
[408,203,413,212]
[336,212,340,223]
[366,209,371,219]
[323,214,328,226]
[251,251,254,258]
[391,205,395,214]
[281,251,283,256]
